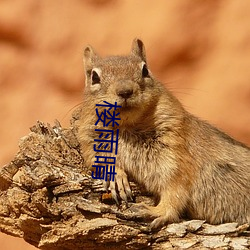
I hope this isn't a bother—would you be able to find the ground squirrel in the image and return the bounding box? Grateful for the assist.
[78,38,250,229]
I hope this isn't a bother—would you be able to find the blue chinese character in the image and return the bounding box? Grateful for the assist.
[94,155,116,164]
[105,165,117,181]
[93,129,119,155]
[91,165,117,181]
[91,165,105,180]
[96,101,122,110]
[95,101,121,127]
[95,109,121,127]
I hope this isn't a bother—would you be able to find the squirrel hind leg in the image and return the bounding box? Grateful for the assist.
[128,187,188,229]
[128,201,181,229]
[148,202,181,230]
[149,212,180,231]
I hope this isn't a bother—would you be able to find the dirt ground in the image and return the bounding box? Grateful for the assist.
[1,1,250,249]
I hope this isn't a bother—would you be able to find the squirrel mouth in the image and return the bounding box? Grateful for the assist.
[120,99,134,109]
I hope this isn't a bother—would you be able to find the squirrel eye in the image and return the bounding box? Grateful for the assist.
[91,70,100,85]
[142,63,149,78]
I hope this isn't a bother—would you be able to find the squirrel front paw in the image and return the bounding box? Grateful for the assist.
[104,168,132,204]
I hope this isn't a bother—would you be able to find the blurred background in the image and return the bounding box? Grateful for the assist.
[0,1,250,249]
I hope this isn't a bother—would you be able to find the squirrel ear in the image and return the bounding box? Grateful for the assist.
[83,45,98,71]
[83,46,99,86]
[131,38,147,63]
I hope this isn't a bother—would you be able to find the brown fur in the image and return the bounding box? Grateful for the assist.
[78,39,250,229]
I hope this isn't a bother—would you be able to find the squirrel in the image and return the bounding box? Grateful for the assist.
[78,38,250,230]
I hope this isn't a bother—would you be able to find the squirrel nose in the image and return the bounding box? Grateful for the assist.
[116,88,133,99]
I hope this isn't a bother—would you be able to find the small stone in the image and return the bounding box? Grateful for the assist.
[202,222,239,235]
[169,237,199,249]
[201,235,229,248]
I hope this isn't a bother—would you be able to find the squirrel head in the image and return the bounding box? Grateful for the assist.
[83,39,160,124]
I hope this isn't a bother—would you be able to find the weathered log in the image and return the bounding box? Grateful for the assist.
[0,109,249,249]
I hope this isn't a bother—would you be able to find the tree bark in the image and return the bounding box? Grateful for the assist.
[0,108,249,249]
